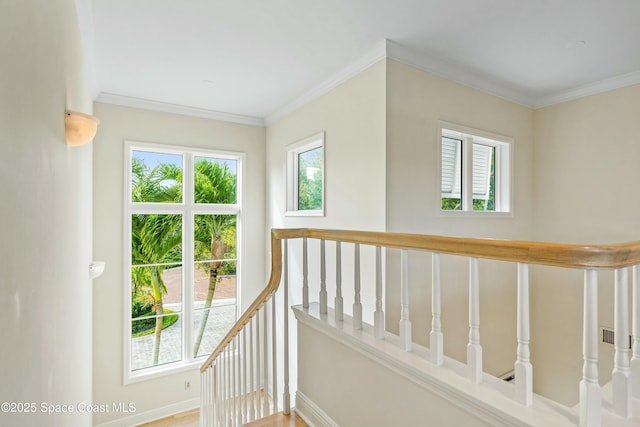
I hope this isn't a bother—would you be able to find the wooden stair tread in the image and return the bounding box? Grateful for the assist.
[240,411,308,427]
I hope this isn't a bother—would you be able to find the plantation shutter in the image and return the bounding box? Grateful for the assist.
[472,143,492,200]
[441,137,461,198]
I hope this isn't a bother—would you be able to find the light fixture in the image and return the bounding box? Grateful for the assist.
[65,110,100,146]
[89,261,106,279]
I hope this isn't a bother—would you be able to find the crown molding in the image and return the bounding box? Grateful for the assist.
[385,40,537,108]
[95,41,640,127]
[264,40,388,125]
[533,69,640,108]
[94,92,265,127]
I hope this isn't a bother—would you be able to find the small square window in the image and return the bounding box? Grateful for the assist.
[286,132,325,216]
[440,124,511,214]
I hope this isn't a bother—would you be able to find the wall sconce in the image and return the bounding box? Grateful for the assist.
[89,261,106,279]
[65,110,100,146]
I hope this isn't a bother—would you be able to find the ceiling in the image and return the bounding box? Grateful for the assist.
[87,0,640,124]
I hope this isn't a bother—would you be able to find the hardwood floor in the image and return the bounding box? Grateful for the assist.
[240,411,308,427]
[136,409,199,427]
[137,410,308,427]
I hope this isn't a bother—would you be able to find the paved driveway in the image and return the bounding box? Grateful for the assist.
[132,299,236,370]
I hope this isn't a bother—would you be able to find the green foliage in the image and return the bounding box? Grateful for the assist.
[132,292,154,318]
[298,147,323,210]
[131,309,179,337]
[441,197,461,210]
[130,155,239,319]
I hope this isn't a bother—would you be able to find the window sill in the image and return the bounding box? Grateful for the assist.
[438,210,514,219]
[125,359,203,385]
[285,209,325,217]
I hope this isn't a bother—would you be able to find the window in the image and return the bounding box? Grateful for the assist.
[286,132,325,216]
[440,124,511,213]
[125,141,242,380]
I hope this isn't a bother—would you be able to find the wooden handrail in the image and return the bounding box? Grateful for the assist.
[201,228,640,372]
[274,228,640,269]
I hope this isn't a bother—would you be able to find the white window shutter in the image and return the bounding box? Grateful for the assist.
[441,137,461,198]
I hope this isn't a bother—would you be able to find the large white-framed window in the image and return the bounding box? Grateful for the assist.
[124,141,243,382]
[439,122,512,215]
[285,132,325,216]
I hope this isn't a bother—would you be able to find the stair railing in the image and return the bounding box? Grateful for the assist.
[201,228,640,427]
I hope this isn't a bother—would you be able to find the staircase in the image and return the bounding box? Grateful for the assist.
[201,228,640,426]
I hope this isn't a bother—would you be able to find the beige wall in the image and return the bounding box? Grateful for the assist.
[92,103,266,424]
[384,60,535,377]
[266,60,387,320]
[531,84,640,405]
[266,60,387,232]
[297,322,497,427]
[265,60,387,399]
[0,0,94,425]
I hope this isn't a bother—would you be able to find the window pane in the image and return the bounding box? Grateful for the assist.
[131,313,182,370]
[130,213,183,370]
[131,214,182,265]
[472,144,495,211]
[194,157,237,204]
[131,265,183,318]
[297,146,323,210]
[131,151,183,203]
[441,137,462,210]
[193,214,237,358]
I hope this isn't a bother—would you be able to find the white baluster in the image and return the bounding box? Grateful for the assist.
[226,345,232,426]
[201,367,206,426]
[430,253,443,365]
[320,240,328,314]
[240,329,246,424]
[335,241,344,322]
[515,263,532,406]
[249,318,256,421]
[255,313,261,419]
[303,238,309,309]
[633,265,640,398]
[613,268,631,417]
[271,297,278,413]
[580,269,601,427]
[467,257,482,383]
[374,246,385,339]
[400,249,412,351]
[232,338,237,424]
[353,243,363,330]
[200,368,205,426]
[283,240,291,414]
[263,307,269,416]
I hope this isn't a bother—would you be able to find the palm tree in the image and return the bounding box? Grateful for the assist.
[193,159,237,357]
[131,158,183,365]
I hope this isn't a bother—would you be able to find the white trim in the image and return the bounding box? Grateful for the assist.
[265,41,387,125]
[95,41,640,128]
[95,92,265,127]
[438,121,513,215]
[533,69,640,108]
[285,132,325,217]
[92,398,199,427]
[385,40,536,108]
[294,303,574,427]
[123,140,244,382]
[295,391,340,427]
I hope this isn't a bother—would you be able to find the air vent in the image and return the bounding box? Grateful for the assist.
[499,370,515,383]
[600,327,632,349]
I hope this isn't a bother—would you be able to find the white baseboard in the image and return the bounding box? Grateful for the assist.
[295,391,339,427]
[93,398,199,427]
